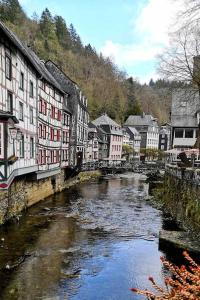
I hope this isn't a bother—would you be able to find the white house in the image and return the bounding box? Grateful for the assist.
[124,113,159,150]
[171,89,199,150]
[92,113,123,162]
[86,124,99,162]
[124,127,141,160]
[45,61,89,167]
[0,21,38,188]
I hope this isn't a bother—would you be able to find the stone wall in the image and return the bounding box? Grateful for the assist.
[0,170,101,225]
[163,165,200,234]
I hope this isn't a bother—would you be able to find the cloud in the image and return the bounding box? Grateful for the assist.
[134,0,181,45]
[100,0,184,82]
[100,40,162,66]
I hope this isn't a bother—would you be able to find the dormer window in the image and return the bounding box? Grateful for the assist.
[181,101,186,107]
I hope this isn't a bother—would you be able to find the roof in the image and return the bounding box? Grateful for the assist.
[45,60,88,113]
[171,89,199,128]
[0,21,64,93]
[125,126,141,141]
[92,113,121,127]
[171,89,199,127]
[127,127,140,136]
[124,113,158,127]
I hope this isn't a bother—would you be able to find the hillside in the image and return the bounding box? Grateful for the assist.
[0,0,175,124]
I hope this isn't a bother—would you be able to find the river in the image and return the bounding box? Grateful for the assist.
[0,173,168,300]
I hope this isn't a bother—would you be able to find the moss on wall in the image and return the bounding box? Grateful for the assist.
[160,174,200,234]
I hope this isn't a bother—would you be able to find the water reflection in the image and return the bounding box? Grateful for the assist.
[0,173,165,300]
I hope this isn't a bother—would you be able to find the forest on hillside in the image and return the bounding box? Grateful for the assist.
[0,0,186,123]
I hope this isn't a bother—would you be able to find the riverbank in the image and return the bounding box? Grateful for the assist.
[0,170,101,225]
[149,170,200,255]
[0,172,166,300]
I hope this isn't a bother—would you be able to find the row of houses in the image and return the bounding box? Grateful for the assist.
[0,21,145,190]
[0,21,89,189]
[0,21,177,190]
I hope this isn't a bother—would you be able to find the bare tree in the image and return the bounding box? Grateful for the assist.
[158,1,200,151]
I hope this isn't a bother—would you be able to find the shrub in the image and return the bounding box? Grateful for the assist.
[130,251,200,299]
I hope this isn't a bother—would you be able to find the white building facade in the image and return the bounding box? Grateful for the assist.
[92,114,123,162]
[124,113,159,150]
[0,22,38,188]
[171,89,199,150]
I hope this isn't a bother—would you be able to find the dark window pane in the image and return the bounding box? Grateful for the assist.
[175,129,184,138]
[185,129,194,138]
[7,92,13,113]
[20,72,24,90]
[30,81,33,97]
[5,55,12,80]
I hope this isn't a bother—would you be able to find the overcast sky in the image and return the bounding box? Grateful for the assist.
[19,0,183,83]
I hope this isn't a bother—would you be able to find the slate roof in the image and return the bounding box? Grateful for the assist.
[127,127,140,136]
[124,113,158,127]
[92,113,121,127]
[45,60,88,114]
[124,127,141,141]
[0,21,64,93]
[171,89,199,127]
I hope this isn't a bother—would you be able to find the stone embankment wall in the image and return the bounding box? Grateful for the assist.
[0,170,101,224]
[163,165,200,234]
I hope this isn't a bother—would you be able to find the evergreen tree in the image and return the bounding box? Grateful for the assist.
[39,8,54,36]
[69,23,83,52]
[0,0,24,24]
[149,78,155,87]
[54,15,71,50]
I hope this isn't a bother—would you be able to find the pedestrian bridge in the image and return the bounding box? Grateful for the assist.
[80,161,164,175]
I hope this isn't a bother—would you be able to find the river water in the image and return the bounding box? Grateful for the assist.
[0,173,167,300]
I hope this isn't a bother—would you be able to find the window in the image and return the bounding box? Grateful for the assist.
[50,128,54,141]
[51,106,55,118]
[63,131,69,143]
[5,55,12,80]
[39,149,46,165]
[52,150,59,163]
[185,129,194,138]
[62,149,69,161]
[19,72,24,90]
[30,107,34,124]
[57,110,61,121]
[181,101,186,107]
[57,130,61,141]
[19,102,24,121]
[30,137,34,158]
[0,124,4,159]
[19,135,24,158]
[39,98,47,115]
[175,129,184,138]
[39,123,42,138]
[43,125,47,139]
[64,114,70,126]
[161,145,164,150]
[7,91,13,113]
[30,81,34,97]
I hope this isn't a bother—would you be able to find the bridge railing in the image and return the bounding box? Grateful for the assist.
[80,161,163,172]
